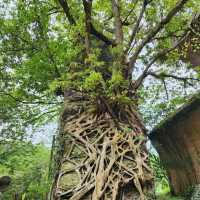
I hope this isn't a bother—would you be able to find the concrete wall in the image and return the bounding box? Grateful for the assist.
[150,99,200,194]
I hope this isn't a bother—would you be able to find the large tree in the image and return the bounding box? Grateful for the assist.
[0,0,200,199]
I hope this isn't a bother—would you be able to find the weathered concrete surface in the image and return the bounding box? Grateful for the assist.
[150,94,200,195]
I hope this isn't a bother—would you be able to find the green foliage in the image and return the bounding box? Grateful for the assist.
[150,154,169,192]
[83,71,104,93]
[0,0,200,198]
[0,141,51,200]
[150,154,184,200]
[108,71,126,91]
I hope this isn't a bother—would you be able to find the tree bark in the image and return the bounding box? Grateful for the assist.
[50,91,154,200]
[111,0,123,44]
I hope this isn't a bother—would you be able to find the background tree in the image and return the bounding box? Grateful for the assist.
[0,141,50,199]
[0,0,200,199]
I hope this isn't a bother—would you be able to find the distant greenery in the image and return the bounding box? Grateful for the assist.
[0,141,51,200]
[150,154,184,200]
[0,140,185,200]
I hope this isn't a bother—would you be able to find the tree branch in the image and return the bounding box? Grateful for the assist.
[125,0,148,53]
[82,0,92,54]
[129,0,189,70]
[147,72,200,86]
[163,79,169,100]
[111,0,123,44]
[58,0,76,25]
[90,25,114,45]
[133,33,188,90]
[122,0,139,26]
[24,109,58,125]
[82,0,114,46]
[0,91,62,105]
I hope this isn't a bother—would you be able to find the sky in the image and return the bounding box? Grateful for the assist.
[29,122,57,147]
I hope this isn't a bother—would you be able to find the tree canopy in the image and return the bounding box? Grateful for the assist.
[0,0,199,135]
[1,0,199,141]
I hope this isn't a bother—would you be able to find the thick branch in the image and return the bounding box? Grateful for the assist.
[129,0,189,69]
[82,0,114,46]
[163,79,169,100]
[58,0,76,25]
[82,0,92,54]
[111,0,123,44]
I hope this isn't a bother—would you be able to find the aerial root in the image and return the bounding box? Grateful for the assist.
[55,110,153,200]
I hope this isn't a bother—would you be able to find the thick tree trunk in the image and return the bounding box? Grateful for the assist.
[50,92,154,200]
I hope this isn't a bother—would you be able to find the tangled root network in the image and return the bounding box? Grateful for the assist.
[54,106,153,200]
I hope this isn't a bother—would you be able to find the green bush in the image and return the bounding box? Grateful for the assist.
[0,141,51,200]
